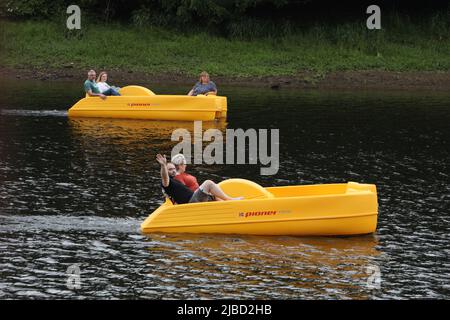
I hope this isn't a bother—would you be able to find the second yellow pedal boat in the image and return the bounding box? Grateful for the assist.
[141,179,378,236]
[68,85,227,121]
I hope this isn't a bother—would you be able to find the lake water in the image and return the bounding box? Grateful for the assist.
[0,79,449,299]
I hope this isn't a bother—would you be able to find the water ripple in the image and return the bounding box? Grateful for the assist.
[1,83,449,299]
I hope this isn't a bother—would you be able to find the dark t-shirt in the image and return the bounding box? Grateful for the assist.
[162,178,194,204]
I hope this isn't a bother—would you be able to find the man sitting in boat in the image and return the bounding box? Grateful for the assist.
[96,71,121,96]
[187,71,217,96]
[156,154,241,204]
[83,70,119,99]
[171,153,199,192]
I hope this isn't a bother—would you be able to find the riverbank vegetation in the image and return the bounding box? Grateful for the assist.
[0,0,449,77]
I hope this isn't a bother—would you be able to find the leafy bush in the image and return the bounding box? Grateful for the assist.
[0,0,58,18]
[429,11,450,40]
[1,0,449,40]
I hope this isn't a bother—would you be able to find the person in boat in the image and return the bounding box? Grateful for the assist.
[187,71,217,96]
[171,153,199,192]
[96,71,121,96]
[84,70,107,100]
[156,154,241,204]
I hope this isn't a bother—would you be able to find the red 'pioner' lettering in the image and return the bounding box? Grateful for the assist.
[243,211,277,218]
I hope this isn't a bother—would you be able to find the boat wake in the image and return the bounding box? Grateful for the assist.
[0,214,143,234]
[0,109,68,117]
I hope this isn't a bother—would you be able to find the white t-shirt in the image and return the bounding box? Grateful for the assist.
[97,82,111,93]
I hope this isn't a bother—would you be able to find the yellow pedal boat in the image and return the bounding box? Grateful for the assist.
[141,179,378,236]
[68,85,227,121]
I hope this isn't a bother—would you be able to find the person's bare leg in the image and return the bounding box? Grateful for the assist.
[200,180,243,201]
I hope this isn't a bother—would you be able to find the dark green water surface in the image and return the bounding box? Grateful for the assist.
[0,79,449,299]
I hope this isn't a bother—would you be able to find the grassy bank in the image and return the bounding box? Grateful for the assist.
[0,19,449,77]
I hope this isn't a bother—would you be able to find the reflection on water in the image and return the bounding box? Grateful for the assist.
[146,233,381,299]
[68,117,227,147]
[0,214,380,299]
[0,79,449,299]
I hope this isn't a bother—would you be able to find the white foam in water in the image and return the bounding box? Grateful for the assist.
[0,109,68,117]
[0,214,141,234]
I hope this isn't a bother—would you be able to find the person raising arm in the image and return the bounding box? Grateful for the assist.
[156,154,242,204]
[156,154,194,205]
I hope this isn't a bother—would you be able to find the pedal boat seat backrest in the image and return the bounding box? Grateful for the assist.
[85,85,156,98]
[218,178,274,200]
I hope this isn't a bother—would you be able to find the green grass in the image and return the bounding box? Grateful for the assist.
[0,18,449,77]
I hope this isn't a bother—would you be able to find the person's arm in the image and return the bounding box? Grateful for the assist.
[87,89,107,99]
[188,174,199,190]
[156,154,169,187]
[85,82,106,99]
[205,82,217,96]
[98,82,113,94]
[187,82,199,96]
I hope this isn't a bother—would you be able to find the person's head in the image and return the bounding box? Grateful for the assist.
[166,162,177,177]
[97,71,108,83]
[87,70,96,81]
[199,71,210,84]
[171,153,187,173]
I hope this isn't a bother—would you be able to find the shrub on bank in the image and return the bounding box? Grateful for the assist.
[1,0,449,40]
[0,16,449,76]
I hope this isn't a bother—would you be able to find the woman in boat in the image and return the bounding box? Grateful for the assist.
[156,154,241,204]
[187,71,217,96]
[171,153,199,192]
[96,71,121,96]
